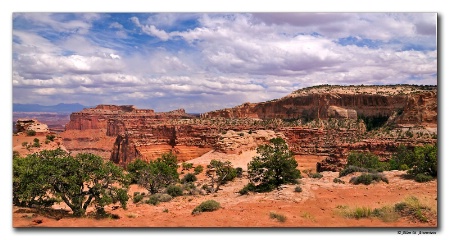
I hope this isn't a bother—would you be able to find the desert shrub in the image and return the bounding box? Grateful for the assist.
[333,178,345,184]
[399,164,410,171]
[247,138,301,192]
[21,141,28,147]
[310,172,323,179]
[372,206,399,222]
[408,145,437,180]
[192,200,221,214]
[346,151,381,170]
[166,185,183,197]
[294,185,302,192]
[394,196,431,223]
[193,165,204,175]
[239,183,256,195]
[32,138,40,147]
[389,145,415,170]
[181,173,197,183]
[339,166,369,177]
[269,212,287,222]
[45,140,50,144]
[26,130,36,136]
[236,167,243,178]
[389,144,437,182]
[414,173,434,183]
[133,193,144,203]
[146,193,173,205]
[182,162,194,171]
[46,134,56,141]
[349,173,388,185]
[146,195,159,205]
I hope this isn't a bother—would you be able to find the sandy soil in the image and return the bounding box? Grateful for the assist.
[12,150,438,228]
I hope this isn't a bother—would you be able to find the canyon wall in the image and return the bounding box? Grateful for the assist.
[63,85,437,168]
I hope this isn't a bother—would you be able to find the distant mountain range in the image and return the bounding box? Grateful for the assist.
[13,103,90,113]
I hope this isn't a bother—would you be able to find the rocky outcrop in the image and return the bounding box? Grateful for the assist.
[16,119,49,134]
[201,85,437,127]
[63,85,438,169]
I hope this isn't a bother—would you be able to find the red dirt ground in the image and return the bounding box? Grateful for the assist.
[12,146,438,228]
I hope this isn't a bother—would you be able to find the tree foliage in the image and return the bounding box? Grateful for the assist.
[389,144,437,181]
[136,152,179,194]
[346,151,381,170]
[206,159,237,193]
[247,137,301,192]
[13,148,129,216]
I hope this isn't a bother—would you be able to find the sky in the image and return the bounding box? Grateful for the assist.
[12,12,437,113]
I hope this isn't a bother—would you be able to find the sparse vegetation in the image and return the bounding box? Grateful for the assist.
[334,195,434,223]
[182,162,194,171]
[389,144,437,182]
[247,137,301,192]
[349,173,389,185]
[26,130,36,136]
[166,185,183,197]
[46,134,56,141]
[269,212,287,222]
[181,173,197,183]
[136,152,179,194]
[333,178,346,184]
[206,159,237,193]
[294,185,302,192]
[192,200,221,215]
[194,165,204,175]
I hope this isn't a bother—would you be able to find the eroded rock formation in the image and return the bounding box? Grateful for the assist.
[63,85,437,169]
[16,119,49,135]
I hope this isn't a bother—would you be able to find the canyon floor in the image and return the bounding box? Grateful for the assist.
[12,138,438,228]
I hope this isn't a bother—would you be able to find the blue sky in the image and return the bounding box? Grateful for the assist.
[12,12,437,113]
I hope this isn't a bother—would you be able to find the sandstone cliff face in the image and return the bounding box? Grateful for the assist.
[64,85,437,169]
[201,85,437,127]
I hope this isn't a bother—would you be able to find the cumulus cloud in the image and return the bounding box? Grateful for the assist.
[12,13,437,112]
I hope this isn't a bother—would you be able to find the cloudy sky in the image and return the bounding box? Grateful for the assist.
[12,12,437,113]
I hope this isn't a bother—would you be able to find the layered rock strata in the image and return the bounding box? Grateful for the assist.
[63,85,437,168]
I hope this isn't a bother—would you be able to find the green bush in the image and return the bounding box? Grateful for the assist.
[182,162,194,171]
[333,178,345,184]
[414,173,434,183]
[389,144,437,182]
[133,193,144,203]
[239,183,256,195]
[126,159,149,184]
[247,138,301,192]
[166,185,183,197]
[181,173,197,183]
[192,200,221,214]
[194,165,204,175]
[236,167,243,178]
[294,185,302,192]
[349,173,389,185]
[339,165,370,177]
[346,151,381,169]
[310,172,323,179]
[26,130,36,136]
[269,212,287,222]
[46,135,56,141]
[146,193,172,205]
